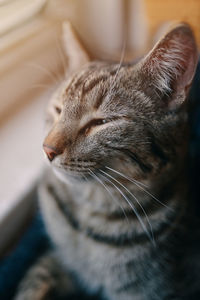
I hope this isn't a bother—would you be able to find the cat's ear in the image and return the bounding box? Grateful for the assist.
[62,22,90,73]
[138,23,199,109]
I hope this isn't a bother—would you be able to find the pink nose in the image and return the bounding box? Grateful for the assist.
[43,144,59,162]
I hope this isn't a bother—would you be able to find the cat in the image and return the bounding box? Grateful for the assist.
[15,22,200,300]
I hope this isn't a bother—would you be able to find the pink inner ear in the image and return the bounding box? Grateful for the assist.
[178,45,198,93]
[142,24,199,97]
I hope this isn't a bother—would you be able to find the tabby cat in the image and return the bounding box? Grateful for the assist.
[15,22,200,300]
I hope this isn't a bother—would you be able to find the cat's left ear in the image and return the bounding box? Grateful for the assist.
[138,23,199,109]
[62,21,90,73]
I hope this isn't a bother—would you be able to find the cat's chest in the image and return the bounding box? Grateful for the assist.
[39,172,194,300]
[52,216,145,297]
[38,174,147,293]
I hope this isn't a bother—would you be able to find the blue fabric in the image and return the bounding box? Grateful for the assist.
[189,60,200,212]
[0,211,50,300]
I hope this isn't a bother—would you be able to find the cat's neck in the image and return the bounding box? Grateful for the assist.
[53,167,189,246]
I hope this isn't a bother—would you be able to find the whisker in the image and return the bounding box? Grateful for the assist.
[106,166,148,188]
[100,169,155,244]
[99,171,154,245]
[107,35,126,97]
[54,36,68,76]
[88,169,130,224]
[106,166,173,211]
[82,174,89,182]
[26,62,60,85]
[27,83,53,91]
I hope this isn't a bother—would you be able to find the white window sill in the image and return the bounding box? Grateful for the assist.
[0,87,56,255]
[0,1,66,254]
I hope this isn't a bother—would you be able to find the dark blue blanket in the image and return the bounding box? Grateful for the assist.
[0,212,50,300]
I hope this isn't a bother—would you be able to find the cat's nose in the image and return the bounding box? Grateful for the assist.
[43,144,59,162]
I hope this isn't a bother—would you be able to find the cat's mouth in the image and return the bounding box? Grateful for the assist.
[52,159,98,182]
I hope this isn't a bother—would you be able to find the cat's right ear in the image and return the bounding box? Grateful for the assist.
[137,23,199,110]
[62,22,90,73]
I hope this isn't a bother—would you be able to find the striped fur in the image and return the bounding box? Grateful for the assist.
[15,24,200,300]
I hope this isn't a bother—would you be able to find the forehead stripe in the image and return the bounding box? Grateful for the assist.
[83,74,108,94]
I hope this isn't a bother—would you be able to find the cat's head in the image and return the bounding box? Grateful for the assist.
[43,22,198,183]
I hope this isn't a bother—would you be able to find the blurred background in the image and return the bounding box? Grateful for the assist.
[0,0,200,258]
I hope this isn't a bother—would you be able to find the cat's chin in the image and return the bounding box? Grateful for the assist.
[53,167,87,185]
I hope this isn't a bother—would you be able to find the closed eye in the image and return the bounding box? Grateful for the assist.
[90,118,109,126]
[54,106,62,114]
[80,118,111,135]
